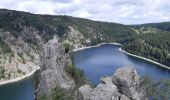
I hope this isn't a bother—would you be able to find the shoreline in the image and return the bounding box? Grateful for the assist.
[72,42,122,52]
[73,42,170,70]
[118,48,170,70]
[0,67,40,86]
[1,42,169,86]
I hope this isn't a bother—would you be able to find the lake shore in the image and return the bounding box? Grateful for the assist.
[73,42,170,70]
[0,67,40,86]
[1,42,169,86]
[72,42,122,52]
[119,48,170,70]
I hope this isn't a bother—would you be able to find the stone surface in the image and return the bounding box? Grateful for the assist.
[112,67,147,100]
[89,83,120,100]
[78,67,147,100]
[37,38,75,97]
[120,94,130,100]
[79,84,92,100]
[79,79,121,100]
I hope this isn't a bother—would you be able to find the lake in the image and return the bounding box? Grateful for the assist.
[0,44,170,100]
[73,44,170,84]
[0,78,34,100]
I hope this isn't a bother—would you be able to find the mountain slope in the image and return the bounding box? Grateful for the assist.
[0,9,136,82]
[0,9,170,82]
[125,22,170,66]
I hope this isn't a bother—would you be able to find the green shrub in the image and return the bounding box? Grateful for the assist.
[18,53,26,64]
[0,38,12,54]
[141,76,170,100]
[17,69,22,73]
[39,86,73,100]
[63,42,71,53]
[51,86,73,100]
[39,94,49,100]
[0,66,5,79]
[66,63,86,86]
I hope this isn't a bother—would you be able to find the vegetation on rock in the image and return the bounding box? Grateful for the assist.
[141,76,170,100]
[40,86,73,100]
[0,9,170,100]
[0,66,5,79]
[63,42,71,53]
[66,62,86,86]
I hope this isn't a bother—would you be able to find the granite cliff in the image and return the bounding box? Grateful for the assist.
[0,9,170,83]
[36,37,75,98]
[78,67,147,100]
[35,37,147,100]
[0,9,155,100]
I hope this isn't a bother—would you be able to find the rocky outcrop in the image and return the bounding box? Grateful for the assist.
[113,67,146,100]
[37,37,75,97]
[36,42,147,100]
[0,27,40,82]
[78,67,147,100]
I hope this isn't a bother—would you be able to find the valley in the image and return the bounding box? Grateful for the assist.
[0,9,170,100]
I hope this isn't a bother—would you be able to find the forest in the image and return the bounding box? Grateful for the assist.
[0,9,170,67]
[123,27,170,66]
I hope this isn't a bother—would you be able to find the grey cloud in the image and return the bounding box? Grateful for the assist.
[42,0,73,3]
[0,0,170,24]
[112,0,144,6]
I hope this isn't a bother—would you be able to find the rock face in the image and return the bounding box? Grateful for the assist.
[113,67,146,100]
[36,40,147,100]
[37,38,75,97]
[78,67,147,100]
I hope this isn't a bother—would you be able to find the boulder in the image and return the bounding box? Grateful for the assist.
[120,94,130,100]
[89,83,120,100]
[79,77,121,100]
[78,84,92,100]
[112,67,147,100]
[78,67,147,100]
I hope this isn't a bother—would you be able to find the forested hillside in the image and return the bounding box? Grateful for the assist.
[0,9,135,43]
[131,22,170,31]
[0,8,170,68]
[0,9,138,80]
[124,26,170,66]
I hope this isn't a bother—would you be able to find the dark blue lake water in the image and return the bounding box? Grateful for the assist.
[73,44,170,84]
[1,44,170,100]
[0,78,34,100]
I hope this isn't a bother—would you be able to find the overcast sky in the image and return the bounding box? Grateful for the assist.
[0,0,170,24]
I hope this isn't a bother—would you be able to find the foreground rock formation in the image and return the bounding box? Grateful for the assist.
[36,38,75,97]
[78,67,147,100]
[35,37,147,100]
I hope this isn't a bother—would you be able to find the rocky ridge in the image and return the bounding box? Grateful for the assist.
[78,67,147,100]
[0,9,133,82]
[36,37,75,98]
[36,37,147,100]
